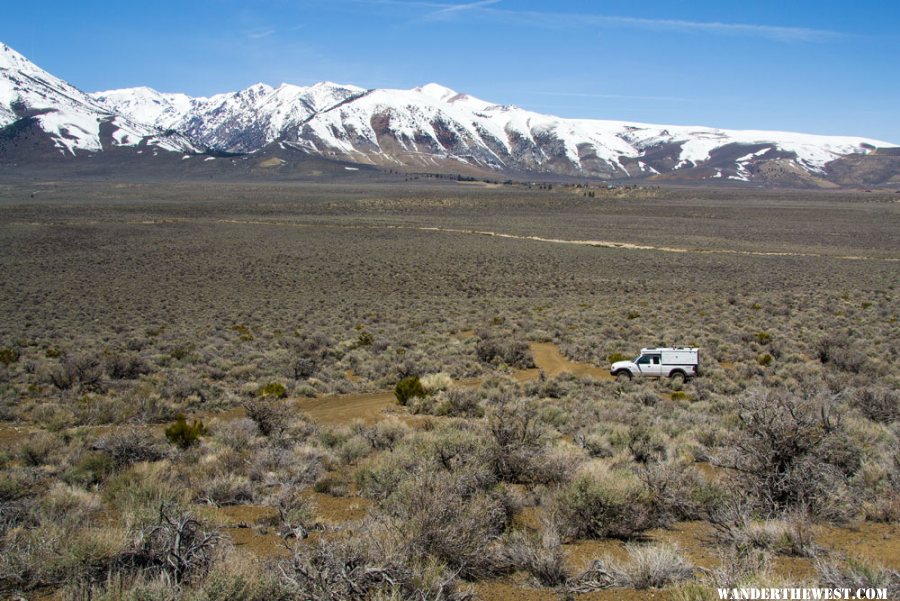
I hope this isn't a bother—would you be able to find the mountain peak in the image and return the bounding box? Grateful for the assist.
[415,83,460,102]
[0,43,32,70]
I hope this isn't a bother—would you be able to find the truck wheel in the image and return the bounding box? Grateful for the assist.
[616,370,632,382]
[669,371,686,385]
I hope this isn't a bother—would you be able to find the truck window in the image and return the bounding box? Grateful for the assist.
[636,355,651,364]
[651,356,660,365]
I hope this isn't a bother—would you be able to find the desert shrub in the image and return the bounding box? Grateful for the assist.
[757,353,773,366]
[639,461,725,522]
[17,431,60,467]
[197,475,253,506]
[476,335,534,368]
[501,526,568,586]
[851,387,898,424]
[185,554,292,601]
[528,447,587,487]
[337,434,372,464]
[64,451,116,487]
[394,375,426,406]
[0,522,126,592]
[380,470,508,579]
[314,474,348,496]
[815,333,866,374]
[754,331,772,345]
[431,388,484,418]
[39,483,103,525]
[105,352,149,380]
[102,463,185,525]
[164,415,208,449]
[423,426,497,494]
[552,464,662,540]
[93,428,168,469]
[243,398,291,437]
[292,356,317,380]
[487,400,547,483]
[257,381,287,399]
[354,418,410,452]
[0,347,19,365]
[607,352,629,363]
[709,500,817,557]
[51,354,105,392]
[722,389,860,518]
[816,556,899,597]
[283,534,470,601]
[627,423,668,464]
[122,504,221,586]
[568,544,694,591]
[420,372,452,393]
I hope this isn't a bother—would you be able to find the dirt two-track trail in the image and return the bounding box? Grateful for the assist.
[0,342,608,444]
[294,342,613,425]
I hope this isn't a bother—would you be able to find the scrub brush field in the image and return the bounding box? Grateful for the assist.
[0,180,897,600]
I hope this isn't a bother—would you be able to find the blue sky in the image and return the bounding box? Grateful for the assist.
[3,0,898,142]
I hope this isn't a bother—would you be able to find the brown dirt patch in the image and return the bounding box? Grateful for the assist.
[644,521,718,570]
[294,390,399,424]
[815,522,900,569]
[471,579,674,601]
[0,423,32,447]
[205,504,279,527]
[528,343,614,381]
[223,526,291,559]
[300,490,372,525]
[565,538,631,573]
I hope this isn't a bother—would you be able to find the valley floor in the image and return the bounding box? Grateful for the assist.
[0,180,897,600]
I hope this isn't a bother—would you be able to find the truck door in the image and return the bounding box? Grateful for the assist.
[636,354,663,377]
[646,354,664,377]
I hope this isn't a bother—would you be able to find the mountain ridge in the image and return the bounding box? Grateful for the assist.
[2,42,898,187]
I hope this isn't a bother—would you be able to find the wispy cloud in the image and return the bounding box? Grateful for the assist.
[576,15,840,42]
[428,0,500,19]
[345,0,842,42]
[246,28,276,40]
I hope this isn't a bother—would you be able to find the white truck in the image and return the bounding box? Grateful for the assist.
[610,347,699,383]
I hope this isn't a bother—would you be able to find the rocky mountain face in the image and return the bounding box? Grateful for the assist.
[2,42,897,186]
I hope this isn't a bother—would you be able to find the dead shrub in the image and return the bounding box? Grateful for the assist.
[851,387,898,424]
[720,388,860,518]
[283,535,472,600]
[120,503,220,586]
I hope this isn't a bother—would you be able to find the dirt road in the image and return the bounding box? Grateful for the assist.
[296,342,611,425]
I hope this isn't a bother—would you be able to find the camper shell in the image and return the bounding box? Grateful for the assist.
[609,347,700,382]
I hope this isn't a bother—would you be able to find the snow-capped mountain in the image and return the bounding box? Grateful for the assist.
[95,77,895,181]
[0,43,199,157]
[96,81,368,153]
[1,41,896,184]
